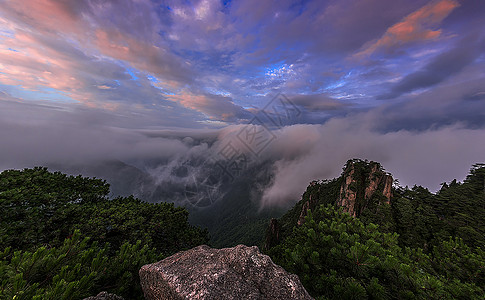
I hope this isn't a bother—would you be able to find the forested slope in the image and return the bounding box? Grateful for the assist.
[0,167,208,299]
[265,159,485,299]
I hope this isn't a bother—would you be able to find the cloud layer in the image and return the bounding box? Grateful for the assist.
[1,0,485,209]
[1,95,484,209]
[1,0,484,125]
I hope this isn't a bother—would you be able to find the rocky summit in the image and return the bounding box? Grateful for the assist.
[264,159,394,250]
[337,159,393,217]
[139,244,313,300]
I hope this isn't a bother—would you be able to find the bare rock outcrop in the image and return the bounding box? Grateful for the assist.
[337,166,358,217]
[264,159,394,253]
[337,160,393,217]
[139,244,313,300]
[298,194,318,226]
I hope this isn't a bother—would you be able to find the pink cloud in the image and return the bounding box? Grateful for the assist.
[0,0,195,108]
[0,30,92,102]
[94,29,192,86]
[355,0,460,58]
[166,91,248,122]
[1,0,85,35]
[2,0,193,86]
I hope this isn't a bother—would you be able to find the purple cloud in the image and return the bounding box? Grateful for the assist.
[0,0,485,209]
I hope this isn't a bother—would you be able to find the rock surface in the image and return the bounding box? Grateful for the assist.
[298,194,318,226]
[83,291,124,300]
[337,160,393,217]
[264,159,395,250]
[139,244,313,300]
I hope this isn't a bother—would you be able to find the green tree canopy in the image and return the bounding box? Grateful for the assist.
[0,167,209,299]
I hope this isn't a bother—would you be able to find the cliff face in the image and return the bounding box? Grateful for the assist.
[337,160,393,218]
[337,166,358,217]
[264,159,393,250]
[298,193,318,226]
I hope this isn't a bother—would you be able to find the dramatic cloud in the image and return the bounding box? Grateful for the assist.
[289,94,350,112]
[1,1,485,210]
[94,28,193,85]
[1,0,484,121]
[1,97,484,210]
[379,34,485,99]
[166,91,252,122]
[259,121,485,208]
[356,0,459,58]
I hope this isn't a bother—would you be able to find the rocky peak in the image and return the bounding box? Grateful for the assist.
[337,159,392,217]
[264,159,394,252]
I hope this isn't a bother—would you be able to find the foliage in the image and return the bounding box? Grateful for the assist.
[433,164,485,248]
[0,230,162,300]
[274,177,342,244]
[0,167,109,250]
[0,167,209,299]
[391,185,448,250]
[269,205,484,299]
[66,196,208,256]
[0,167,208,254]
[390,163,485,250]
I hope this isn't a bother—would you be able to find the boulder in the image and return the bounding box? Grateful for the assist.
[139,244,313,300]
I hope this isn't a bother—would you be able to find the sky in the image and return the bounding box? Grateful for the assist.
[1,0,485,206]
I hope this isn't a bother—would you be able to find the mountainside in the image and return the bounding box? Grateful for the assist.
[265,159,485,251]
[265,159,395,250]
[264,159,485,299]
[0,167,209,299]
[1,160,484,299]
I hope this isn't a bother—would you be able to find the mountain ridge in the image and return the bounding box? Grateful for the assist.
[265,158,485,251]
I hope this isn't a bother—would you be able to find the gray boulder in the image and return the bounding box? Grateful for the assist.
[139,244,313,300]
